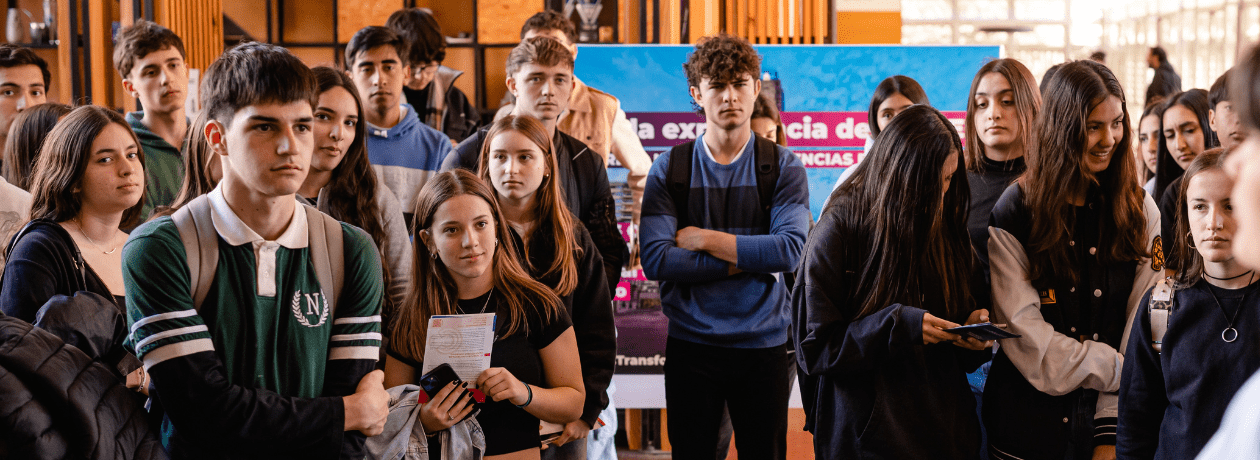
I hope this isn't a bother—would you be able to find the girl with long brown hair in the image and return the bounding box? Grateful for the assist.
[964,58,1041,254]
[477,115,615,452]
[298,66,411,311]
[1,105,145,321]
[983,60,1161,460]
[384,169,584,459]
[794,105,991,458]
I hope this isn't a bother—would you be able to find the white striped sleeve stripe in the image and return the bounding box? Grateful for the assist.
[135,325,210,350]
[130,309,200,335]
[333,315,382,325]
[142,338,215,370]
[329,346,379,361]
[330,332,383,342]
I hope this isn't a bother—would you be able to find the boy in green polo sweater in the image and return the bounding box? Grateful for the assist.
[123,42,389,459]
[114,20,188,220]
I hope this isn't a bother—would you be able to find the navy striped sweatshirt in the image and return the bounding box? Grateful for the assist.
[640,134,810,348]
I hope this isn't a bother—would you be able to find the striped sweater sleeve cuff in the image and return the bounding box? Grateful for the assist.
[130,308,215,370]
[1094,416,1117,446]
[329,315,382,360]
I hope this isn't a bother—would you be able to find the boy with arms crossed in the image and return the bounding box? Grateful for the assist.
[640,34,810,460]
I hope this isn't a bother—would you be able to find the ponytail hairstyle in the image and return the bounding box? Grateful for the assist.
[1021,60,1148,285]
[1152,89,1218,199]
[832,104,972,322]
[1172,147,1229,284]
[867,75,929,138]
[964,58,1041,172]
[477,115,581,296]
[391,170,564,362]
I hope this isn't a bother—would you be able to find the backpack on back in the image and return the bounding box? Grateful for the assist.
[665,137,796,289]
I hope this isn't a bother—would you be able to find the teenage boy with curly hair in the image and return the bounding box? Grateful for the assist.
[640,34,810,459]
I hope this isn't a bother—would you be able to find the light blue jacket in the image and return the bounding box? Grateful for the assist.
[366,384,485,460]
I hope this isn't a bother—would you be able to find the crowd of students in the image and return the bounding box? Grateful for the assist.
[4,5,1260,460]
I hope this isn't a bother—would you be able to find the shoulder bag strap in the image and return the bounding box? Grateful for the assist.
[171,195,218,312]
[304,204,343,317]
[667,141,695,229]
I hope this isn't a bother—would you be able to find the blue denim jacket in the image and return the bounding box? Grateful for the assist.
[366,384,485,460]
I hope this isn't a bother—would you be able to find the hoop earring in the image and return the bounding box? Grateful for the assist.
[431,251,439,259]
[1187,231,1197,249]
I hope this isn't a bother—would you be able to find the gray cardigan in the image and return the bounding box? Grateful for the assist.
[300,181,412,310]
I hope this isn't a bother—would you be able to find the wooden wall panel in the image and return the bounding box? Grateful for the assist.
[283,0,334,43]
[290,47,339,69]
[150,0,223,79]
[484,46,513,112]
[443,47,475,104]
[55,0,70,104]
[478,0,542,44]
[423,0,474,39]
[86,0,110,107]
[835,11,900,44]
[337,0,402,43]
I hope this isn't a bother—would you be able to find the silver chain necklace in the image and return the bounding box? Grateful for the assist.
[74,218,117,254]
[1202,272,1256,343]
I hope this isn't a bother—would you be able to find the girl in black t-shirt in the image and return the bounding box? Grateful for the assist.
[384,169,584,458]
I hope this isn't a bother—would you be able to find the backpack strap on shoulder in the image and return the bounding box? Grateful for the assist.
[667,141,696,229]
[304,204,344,317]
[171,195,218,312]
[1148,277,1177,353]
[753,136,780,223]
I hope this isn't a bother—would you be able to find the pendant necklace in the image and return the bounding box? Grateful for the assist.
[476,288,494,314]
[75,218,117,254]
[1203,271,1255,343]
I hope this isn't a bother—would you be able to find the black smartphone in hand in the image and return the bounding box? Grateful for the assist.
[419,363,462,400]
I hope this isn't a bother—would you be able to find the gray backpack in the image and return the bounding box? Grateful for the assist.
[171,194,344,314]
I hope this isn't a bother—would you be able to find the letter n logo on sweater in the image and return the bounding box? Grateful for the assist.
[291,291,329,327]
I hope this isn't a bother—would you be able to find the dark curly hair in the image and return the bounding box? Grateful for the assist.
[682,34,761,115]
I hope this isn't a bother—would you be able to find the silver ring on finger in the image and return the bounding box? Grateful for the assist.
[448,413,456,421]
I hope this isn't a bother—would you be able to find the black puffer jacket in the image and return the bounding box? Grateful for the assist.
[0,292,166,460]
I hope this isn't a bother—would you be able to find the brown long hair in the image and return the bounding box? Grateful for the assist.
[160,110,218,216]
[831,105,973,322]
[965,58,1041,172]
[391,170,563,361]
[29,106,146,229]
[477,115,580,296]
[310,66,394,308]
[1172,148,1229,284]
[2,102,72,190]
[1022,60,1149,285]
